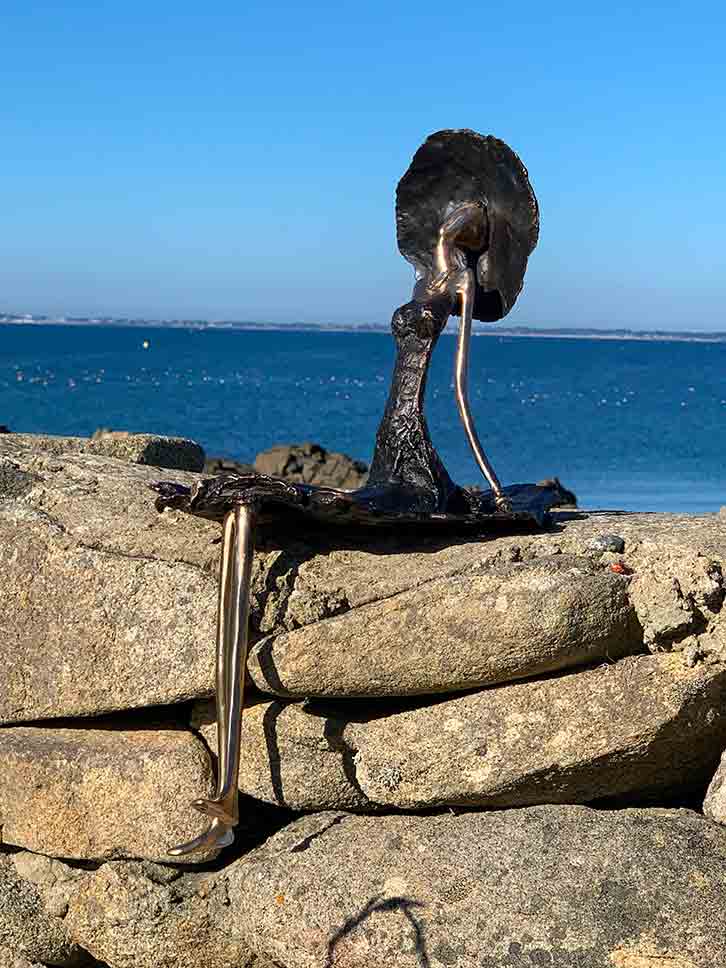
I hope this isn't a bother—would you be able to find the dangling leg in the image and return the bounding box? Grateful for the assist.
[168,504,257,856]
[192,509,237,822]
[192,503,256,824]
[453,268,512,513]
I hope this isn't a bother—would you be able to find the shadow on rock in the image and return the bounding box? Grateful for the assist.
[325,894,430,968]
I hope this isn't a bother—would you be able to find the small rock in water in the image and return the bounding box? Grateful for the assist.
[588,532,626,554]
[204,455,256,476]
[254,441,368,489]
[536,477,578,506]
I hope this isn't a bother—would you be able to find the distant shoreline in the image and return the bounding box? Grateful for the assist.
[2,317,726,344]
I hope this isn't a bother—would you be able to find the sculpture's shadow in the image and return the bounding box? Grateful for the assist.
[325,894,431,968]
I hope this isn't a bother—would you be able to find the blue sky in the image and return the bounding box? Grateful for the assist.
[2,1,725,329]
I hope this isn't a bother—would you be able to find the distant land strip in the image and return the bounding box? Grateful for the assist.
[2,313,726,343]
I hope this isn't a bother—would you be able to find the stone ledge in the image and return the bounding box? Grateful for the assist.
[0,727,216,862]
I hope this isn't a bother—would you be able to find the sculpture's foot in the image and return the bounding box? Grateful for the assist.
[191,796,238,825]
[168,817,234,857]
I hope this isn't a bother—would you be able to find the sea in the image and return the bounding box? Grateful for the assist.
[2,323,725,514]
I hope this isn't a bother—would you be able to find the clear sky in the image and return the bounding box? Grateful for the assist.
[2,1,725,330]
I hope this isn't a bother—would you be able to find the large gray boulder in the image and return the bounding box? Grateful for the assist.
[231,805,726,968]
[0,851,89,966]
[65,861,264,968]
[0,727,216,862]
[198,653,726,811]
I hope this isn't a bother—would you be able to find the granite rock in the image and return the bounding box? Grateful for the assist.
[0,851,89,966]
[0,434,220,722]
[627,548,724,651]
[352,652,726,809]
[231,805,726,968]
[248,555,642,698]
[0,727,215,862]
[0,949,45,968]
[193,698,369,812]
[88,429,205,470]
[65,860,263,968]
[203,455,256,476]
[8,431,204,471]
[202,654,726,811]
[3,428,726,721]
[587,532,626,553]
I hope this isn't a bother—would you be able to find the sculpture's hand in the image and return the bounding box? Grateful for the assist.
[439,201,486,245]
[432,201,487,277]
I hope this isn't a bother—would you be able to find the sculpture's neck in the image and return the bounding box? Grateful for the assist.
[367,297,457,509]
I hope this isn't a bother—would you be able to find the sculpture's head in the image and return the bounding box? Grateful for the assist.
[396,129,539,321]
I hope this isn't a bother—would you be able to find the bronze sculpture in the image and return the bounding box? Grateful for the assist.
[153,129,568,855]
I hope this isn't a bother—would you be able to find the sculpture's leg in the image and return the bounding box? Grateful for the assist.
[454,269,512,513]
[168,504,256,856]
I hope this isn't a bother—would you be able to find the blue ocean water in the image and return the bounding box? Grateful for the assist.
[1,324,725,513]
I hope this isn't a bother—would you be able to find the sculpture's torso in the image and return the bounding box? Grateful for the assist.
[368,293,462,513]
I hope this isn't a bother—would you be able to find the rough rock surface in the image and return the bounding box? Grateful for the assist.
[232,805,726,968]
[89,430,205,470]
[254,441,368,489]
[9,431,205,471]
[0,434,220,721]
[0,851,89,966]
[628,548,724,651]
[3,431,726,719]
[65,860,263,968]
[0,727,216,862]
[0,950,45,968]
[248,555,642,697]
[350,653,726,809]
[199,654,726,811]
[704,750,726,825]
[193,699,370,812]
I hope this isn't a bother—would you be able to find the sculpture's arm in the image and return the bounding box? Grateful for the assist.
[419,199,511,512]
[453,266,510,512]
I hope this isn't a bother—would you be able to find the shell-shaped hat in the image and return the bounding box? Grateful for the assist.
[396,129,539,321]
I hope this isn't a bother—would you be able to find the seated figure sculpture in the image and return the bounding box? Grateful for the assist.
[153,129,569,854]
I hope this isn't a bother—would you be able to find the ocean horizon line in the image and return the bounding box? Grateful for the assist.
[3,315,726,344]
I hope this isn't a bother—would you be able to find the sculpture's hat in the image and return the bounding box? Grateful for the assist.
[396,129,539,321]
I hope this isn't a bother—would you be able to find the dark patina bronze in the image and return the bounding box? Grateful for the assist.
[153,130,570,855]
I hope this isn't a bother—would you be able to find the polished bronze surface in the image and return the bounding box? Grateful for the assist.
[168,505,256,856]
